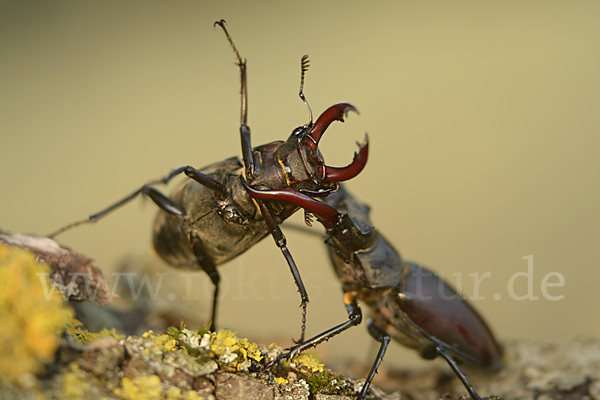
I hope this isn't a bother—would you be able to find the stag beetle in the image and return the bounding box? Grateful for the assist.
[245,184,503,399]
[49,20,369,342]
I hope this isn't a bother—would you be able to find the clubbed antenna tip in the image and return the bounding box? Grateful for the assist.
[299,55,313,126]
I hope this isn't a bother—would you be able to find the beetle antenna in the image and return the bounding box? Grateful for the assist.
[299,55,313,126]
[303,210,314,227]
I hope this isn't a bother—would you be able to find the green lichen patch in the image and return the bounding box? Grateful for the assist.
[54,325,354,399]
[290,353,324,373]
[166,326,357,396]
[53,329,214,399]
[169,327,268,372]
[284,352,355,397]
[305,371,357,397]
[0,244,75,384]
[142,330,179,353]
[68,326,125,343]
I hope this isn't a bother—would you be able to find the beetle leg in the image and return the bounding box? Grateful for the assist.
[215,20,255,179]
[400,310,485,400]
[143,187,188,221]
[267,291,363,368]
[48,163,231,329]
[183,166,228,198]
[359,320,392,400]
[240,123,254,179]
[255,199,309,343]
[48,166,227,238]
[190,233,221,331]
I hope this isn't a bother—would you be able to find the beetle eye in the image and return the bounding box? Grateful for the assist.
[292,125,307,136]
[221,205,248,225]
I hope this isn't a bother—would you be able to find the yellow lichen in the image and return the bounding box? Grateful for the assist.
[154,333,178,352]
[61,363,91,400]
[169,326,265,372]
[142,330,178,353]
[274,376,289,385]
[113,375,203,400]
[238,336,263,362]
[0,244,74,384]
[68,326,125,343]
[142,330,154,338]
[209,329,263,371]
[114,375,163,400]
[292,353,324,373]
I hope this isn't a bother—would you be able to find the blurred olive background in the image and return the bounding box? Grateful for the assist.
[1,0,599,373]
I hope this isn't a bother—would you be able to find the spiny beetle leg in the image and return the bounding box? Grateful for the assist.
[256,200,309,343]
[49,164,231,330]
[359,320,392,400]
[191,233,221,331]
[267,293,362,371]
[401,310,485,400]
[48,166,227,238]
[214,20,255,179]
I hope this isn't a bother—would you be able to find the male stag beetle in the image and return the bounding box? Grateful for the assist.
[246,184,503,399]
[49,20,369,342]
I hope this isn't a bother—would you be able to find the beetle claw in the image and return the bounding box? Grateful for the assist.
[304,103,359,151]
[323,134,369,182]
[242,178,339,229]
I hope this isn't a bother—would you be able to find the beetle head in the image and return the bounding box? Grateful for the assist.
[273,103,369,197]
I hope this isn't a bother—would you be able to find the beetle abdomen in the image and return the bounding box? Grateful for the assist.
[398,262,503,369]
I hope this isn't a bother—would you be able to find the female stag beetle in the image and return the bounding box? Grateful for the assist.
[245,184,503,399]
[49,20,369,342]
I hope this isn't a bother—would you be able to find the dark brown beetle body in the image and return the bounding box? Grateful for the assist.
[325,186,503,369]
